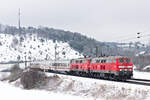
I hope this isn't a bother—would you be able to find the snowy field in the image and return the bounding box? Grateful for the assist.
[0,68,150,100]
[0,81,87,100]
[1,63,150,100]
[133,71,150,80]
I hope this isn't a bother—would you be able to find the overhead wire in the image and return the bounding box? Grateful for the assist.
[111,32,150,43]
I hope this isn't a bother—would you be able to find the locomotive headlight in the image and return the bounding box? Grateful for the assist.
[119,66,124,68]
[128,66,132,68]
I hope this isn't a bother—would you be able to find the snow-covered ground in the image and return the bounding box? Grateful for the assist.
[0,68,150,100]
[133,71,150,80]
[44,73,150,100]
[0,81,88,100]
[0,33,82,62]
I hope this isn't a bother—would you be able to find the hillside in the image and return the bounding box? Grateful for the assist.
[0,33,82,62]
[0,24,150,70]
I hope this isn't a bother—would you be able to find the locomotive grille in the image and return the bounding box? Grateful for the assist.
[120,69,132,71]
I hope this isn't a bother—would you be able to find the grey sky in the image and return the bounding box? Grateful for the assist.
[0,0,150,42]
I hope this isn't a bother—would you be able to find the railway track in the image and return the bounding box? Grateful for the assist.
[126,80,150,86]
[125,78,150,86]
[130,78,150,82]
[47,70,150,86]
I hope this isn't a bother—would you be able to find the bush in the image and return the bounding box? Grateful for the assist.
[10,64,22,72]
[8,64,23,82]
[20,68,47,89]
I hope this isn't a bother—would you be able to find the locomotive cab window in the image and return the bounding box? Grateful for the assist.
[119,58,131,63]
[101,60,106,63]
[119,58,124,63]
[91,59,96,63]
[107,59,112,63]
[113,59,117,63]
[126,58,130,63]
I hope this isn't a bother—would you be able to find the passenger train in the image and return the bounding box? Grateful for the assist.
[31,56,133,81]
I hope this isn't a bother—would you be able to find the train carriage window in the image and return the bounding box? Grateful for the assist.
[113,59,117,63]
[126,58,130,63]
[78,60,81,63]
[71,60,73,63]
[101,60,104,63]
[104,60,106,63]
[99,60,101,63]
[106,59,112,63]
[91,59,96,63]
[82,60,86,63]
[119,58,124,63]
[85,60,88,63]
[76,60,78,63]
[71,60,75,63]
[96,60,99,63]
[100,59,106,63]
[80,60,82,63]
[76,60,79,63]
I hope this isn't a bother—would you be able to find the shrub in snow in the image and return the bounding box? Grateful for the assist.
[10,64,22,73]
[20,68,47,89]
[8,64,23,82]
[0,42,2,46]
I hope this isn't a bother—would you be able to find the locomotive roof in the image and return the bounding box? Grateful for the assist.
[71,56,129,60]
[93,56,128,59]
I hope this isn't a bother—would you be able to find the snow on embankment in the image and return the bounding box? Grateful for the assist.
[0,33,82,62]
[1,65,150,100]
[45,73,150,100]
[0,81,86,100]
[6,69,150,100]
[133,71,150,80]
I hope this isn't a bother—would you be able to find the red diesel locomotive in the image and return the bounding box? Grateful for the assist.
[32,56,133,81]
[70,56,133,80]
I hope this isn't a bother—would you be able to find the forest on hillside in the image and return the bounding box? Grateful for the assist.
[0,24,150,70]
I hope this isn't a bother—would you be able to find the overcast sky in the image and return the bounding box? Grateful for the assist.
[0,0,150,42]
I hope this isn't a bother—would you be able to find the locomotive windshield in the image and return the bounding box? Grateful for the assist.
[119,58,131,63]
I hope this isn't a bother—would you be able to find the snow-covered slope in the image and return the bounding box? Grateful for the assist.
[0,33,82,62]
[0,81,87,100]
[0,71,150,100]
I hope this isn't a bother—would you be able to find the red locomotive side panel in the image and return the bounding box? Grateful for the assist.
[70,56,133,80]
[89,57,117,72]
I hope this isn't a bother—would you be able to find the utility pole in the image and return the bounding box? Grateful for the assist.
[18,9,27,68]
[54,44,57,61]
[18,8,21,34]
[54,44,58,72]
[96,46,98,57]
[136,32,141,70]
[137,32,141,52]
